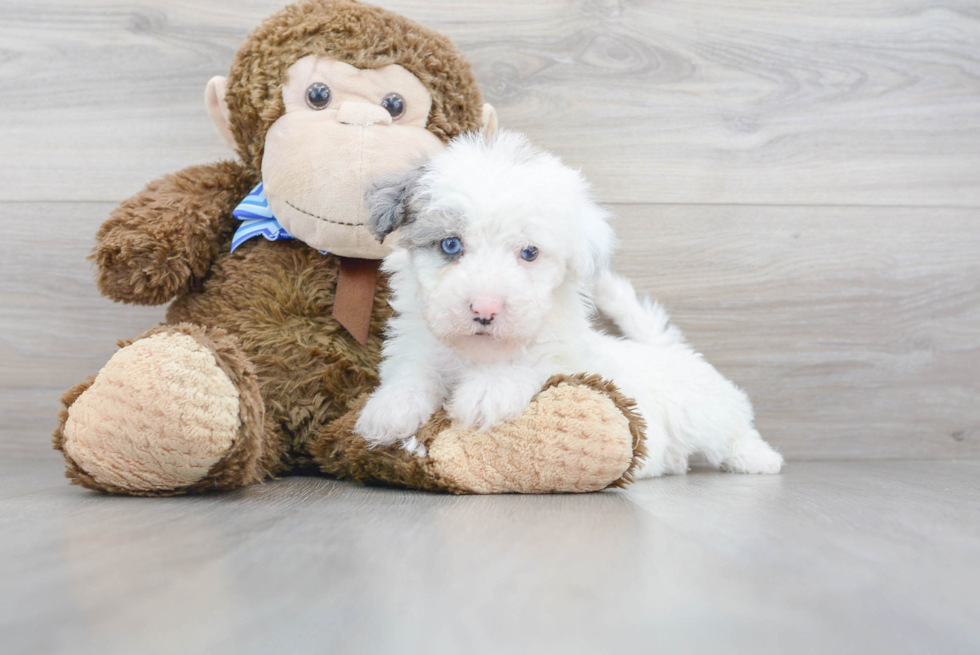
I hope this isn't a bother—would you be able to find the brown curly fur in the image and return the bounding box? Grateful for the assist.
[94,161,259,306]
[226,0,485,173]
[167,238,393,471]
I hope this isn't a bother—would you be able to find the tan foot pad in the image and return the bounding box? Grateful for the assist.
[63,332,242,491]
[425,378,639,494]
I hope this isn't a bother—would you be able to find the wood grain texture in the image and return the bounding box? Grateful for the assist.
[1,458,977,654]
[0,0,978,205]
[612,204,980,460]
[0,203,165,457]
[1,202,976,460]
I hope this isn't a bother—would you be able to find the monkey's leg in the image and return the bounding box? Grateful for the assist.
[53,323,284,496]
[310,374,647,494]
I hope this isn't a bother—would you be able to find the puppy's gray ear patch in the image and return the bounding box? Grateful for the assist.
[365,166,425,242]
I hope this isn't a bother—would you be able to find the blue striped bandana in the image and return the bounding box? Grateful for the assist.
[230,183,294,252]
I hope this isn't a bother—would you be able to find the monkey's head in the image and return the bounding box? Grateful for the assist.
[205,0,496,259]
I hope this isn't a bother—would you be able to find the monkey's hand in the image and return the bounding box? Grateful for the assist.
[93,160,258,305]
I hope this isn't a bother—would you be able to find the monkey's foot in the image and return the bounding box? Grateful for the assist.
[54,323,272,496]
[424,375,645,493]
[313,374,646,494]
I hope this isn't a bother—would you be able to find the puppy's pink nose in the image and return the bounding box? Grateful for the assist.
[470,297,503,321]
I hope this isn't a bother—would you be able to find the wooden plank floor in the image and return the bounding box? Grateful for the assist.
[1,457,977,655]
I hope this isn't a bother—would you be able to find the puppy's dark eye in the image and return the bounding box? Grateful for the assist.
[381,93,406,119]
[306,83,332,110]
[520,245,539,261]
[441,237,463,256]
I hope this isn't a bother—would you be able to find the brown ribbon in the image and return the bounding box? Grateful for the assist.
[332,257,381,346]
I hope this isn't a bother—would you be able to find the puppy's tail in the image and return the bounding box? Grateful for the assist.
[594,270,684,346]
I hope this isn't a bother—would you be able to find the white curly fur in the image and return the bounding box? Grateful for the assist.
[354,131,783,477]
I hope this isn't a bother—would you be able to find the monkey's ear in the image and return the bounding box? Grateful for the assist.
[366,166,426,242]
[205,76,237,150]
[481,104,498,139]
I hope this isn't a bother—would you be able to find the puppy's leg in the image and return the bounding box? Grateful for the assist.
[696,379,783,474]
[719,428,784,474]
[625,341,782,476]
[354,346,447,448]
[447,364,544,431]
[631,411,673,479]
[355,382,445,448]
[692,397,784,475]
[663,444,690,475]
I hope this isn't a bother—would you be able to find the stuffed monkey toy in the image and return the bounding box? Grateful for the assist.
[52,0,646,496]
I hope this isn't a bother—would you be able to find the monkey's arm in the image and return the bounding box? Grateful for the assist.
[93,160,259,305]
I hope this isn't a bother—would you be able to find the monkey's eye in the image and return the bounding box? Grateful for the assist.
[305,83,332,110]
[520,246,539,262]
[381,93,406,119]
[440,237,463,256]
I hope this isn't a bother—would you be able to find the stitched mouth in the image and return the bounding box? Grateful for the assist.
[284,199,365,228]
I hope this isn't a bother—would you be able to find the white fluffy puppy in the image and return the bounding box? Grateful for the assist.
[354,131,783,478]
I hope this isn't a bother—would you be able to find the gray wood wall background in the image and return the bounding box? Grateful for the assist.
[1,0,977,461]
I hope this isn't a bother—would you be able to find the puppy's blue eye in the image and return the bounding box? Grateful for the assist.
[441,237,463,256]
[520,245,539,261]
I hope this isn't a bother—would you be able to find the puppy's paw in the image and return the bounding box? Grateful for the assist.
[400,436,428,458]
[722,432,784,474]
[446,376,539,431]
[663,451,690,476]
[354,387,439,448]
